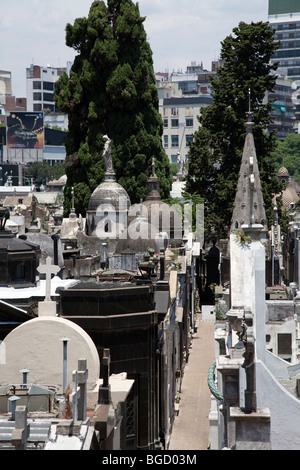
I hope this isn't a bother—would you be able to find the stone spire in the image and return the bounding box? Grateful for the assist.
[230,96,267,235]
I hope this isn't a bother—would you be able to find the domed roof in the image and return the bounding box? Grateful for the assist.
[114,216,160,254]
[141,159,181,241]
[278,167,289,177]
[88,179,130,212]
[282,186,299,208]
[58,174,67,183]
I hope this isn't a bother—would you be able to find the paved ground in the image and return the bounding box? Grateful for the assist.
[168,318,215,451]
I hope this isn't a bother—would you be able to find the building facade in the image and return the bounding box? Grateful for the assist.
[26,63,72,113]
[159,95,213,164]
[267,74,296,139]
[268,0,300,132]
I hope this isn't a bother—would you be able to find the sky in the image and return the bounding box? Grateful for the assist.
[1,0,269,98]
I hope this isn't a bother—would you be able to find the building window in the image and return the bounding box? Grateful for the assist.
[33,81,41,90]
[33,93,42,101]
[164,119,168,128]
[164,135,168,148]
[171,135,179,148]
[43,93,54,102]
[185,107,193,116]
[171,108,179,116]
[171,118,179,127]
[186,118,193,127]
[171,155,178,163]
[43,81,55,91]
[186,135,193,146]
[33,104,42,111]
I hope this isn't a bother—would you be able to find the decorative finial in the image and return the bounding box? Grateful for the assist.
[246,88,254,133]
[248,87,251,113]
[71,187,75,214]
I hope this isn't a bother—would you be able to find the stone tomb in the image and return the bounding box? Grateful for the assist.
[0,316,100,396]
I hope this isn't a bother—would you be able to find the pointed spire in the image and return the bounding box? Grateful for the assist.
[230,99,267,234]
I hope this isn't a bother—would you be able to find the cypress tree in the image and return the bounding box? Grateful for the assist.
[186,21,282,241]
[55,0,171,216]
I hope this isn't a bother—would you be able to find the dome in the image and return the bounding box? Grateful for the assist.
[114,216,160,254]
[278,167,289,177]
[88,180,130,213]
[140,159,182,244]
[282,187,299,209]
[58,174,67,183]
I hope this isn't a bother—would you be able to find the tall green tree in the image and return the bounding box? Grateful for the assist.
[55,0,171,216]
[186,21,282,241]
[270,133,300,184]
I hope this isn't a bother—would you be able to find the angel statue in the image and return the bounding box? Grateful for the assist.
[102,135,114,174]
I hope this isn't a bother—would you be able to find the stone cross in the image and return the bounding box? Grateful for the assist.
[11,406,30,450]
[99,349,111,405]
[37,256,60,301]
[77,359,88,422]
[70,370,81,423]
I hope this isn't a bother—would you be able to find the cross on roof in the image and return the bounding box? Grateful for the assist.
[77,359,88,421]
[37,256,60,301]
[70,370,81,423]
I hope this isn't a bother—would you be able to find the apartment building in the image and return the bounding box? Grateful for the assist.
[157,63,214,164]
[268,74,296,139]
[269,0,300,81]
[159,95,213,164]
[26,63,72,112]
[268,0,300,132]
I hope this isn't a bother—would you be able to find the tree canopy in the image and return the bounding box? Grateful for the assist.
[55,0,171,216]
[270,133,300,184]
[186,21,282,241]
[25,161,65,186]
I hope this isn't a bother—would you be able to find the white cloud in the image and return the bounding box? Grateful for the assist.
[2,0,269,96]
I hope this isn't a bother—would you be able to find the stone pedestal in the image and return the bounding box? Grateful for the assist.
[229,407,271,450]
[38,301,57,316]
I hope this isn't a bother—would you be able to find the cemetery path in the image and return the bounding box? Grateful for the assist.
[168,317,215,451]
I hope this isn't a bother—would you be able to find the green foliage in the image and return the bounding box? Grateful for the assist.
[235,229,251,246]
[55,0,171,216]
[25,161,65,185]
[186,21,281,241]
[270,134,300,184]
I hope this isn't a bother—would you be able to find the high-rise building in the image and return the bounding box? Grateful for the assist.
[268,0,300,81]
[268,0,300,133]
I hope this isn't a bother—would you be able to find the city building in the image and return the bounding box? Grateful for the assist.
[26,63,72,113]
[159,95,213,164]
[268,0,300,132]
[0,70,27,114]
[267,73,296,139]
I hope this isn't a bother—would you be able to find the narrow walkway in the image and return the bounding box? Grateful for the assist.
[168,318,215,450]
